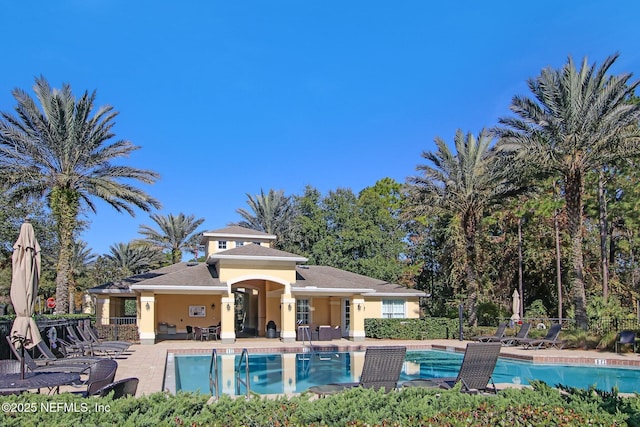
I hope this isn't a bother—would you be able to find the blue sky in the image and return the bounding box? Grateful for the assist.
[1,1,639,258]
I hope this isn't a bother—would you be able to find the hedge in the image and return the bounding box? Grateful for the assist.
[365,318,461,340]
[0,382,637,426]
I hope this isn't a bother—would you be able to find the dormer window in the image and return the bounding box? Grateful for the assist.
[236,241,244,247]
[218,241,227,249]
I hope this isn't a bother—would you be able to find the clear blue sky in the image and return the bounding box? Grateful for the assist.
[1,1,639,258]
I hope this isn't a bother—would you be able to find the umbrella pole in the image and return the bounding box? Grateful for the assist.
[20,344,25,380]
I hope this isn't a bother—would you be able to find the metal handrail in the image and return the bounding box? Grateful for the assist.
[235,348,250,398]
[209,348,219,399]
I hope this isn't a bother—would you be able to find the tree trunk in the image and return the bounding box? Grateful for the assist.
[565,170,588,329]
[464,214,479,326]
[598,169,609,301]
[554,207,563,321]
[51,187,80,315]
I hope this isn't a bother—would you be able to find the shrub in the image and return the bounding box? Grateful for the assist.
[365,318,460,339]
[0,383,633,426]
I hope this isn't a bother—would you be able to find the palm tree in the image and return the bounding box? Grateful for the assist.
[137,213,205,264]
[407,129,518,326]
[104,242,165,278]
[496,54,640,329]
[232,189,296,249]
[68,240,97,313]
[0,76,161,313]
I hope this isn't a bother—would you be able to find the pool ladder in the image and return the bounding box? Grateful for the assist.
[235,348,251,398]
[209,348,219,399]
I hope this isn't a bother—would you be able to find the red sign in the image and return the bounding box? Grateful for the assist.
[46,297,56,309]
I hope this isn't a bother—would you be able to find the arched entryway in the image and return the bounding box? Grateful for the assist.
[229,277,288,338]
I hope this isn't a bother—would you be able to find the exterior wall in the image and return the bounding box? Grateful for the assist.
[205,239,271,256]
[219,261,297,284]
[139,293,156,345]
[363,297,422,319]
[155,294,223,333]
[309,297,330,325]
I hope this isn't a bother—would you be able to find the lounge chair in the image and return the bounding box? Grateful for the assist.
[500,322,532,347]
[520,323,566,350]
[308,346,407,396]
[93,377,139,398]
[403,342,501,394]
[80,322,131,349]
[64,325,129,358]
[472,322,508,342]
[615,330,639,353]
[6,337,94,375]
[34,341,103,366]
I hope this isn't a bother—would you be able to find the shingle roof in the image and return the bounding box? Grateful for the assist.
[294,265,425,296]
[210,244,307,261]
[204,226,275,237]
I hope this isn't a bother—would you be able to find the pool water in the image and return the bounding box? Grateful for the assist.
[173,350,640,395]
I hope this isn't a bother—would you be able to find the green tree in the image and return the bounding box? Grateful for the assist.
[231,189,296,249]
[104,242,165,278]
[0,76,161,313]
[137,213,205,264]
[407,129,517,325]
[497,54,640,328]
[68,240,97,313]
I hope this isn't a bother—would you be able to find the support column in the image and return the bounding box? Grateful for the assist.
[95,298,110,326]
[280,295,296,343]
[139,293,156,345]
[220,295,236,344]
[349,297,366,342]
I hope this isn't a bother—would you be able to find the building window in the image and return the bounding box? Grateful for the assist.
[218,241,227,249]
[235,241,244,247]
[296,299,310,325]
[382,299,405,318]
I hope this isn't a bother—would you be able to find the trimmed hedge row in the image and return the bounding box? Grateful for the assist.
[365,317,461,340]
[0,382,636,426]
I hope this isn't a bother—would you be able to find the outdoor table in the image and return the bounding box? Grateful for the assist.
[0,372,80,395]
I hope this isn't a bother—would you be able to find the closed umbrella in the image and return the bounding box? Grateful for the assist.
[9,221,43,379]
[510,289,520,321]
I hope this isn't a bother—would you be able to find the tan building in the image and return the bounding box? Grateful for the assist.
[89,226,426,344]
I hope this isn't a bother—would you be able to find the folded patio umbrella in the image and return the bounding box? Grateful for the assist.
[9,221,43,377]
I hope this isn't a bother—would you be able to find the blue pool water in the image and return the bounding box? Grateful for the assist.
[173,350,640,395]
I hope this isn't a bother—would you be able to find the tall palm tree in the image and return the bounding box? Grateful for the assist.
[0,76,161,313]
[496,54,640,329]
[232,189,296,249]
[137,213,205,264]
[407,129,518,325]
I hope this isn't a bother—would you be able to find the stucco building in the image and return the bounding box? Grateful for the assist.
[89,226,426,344]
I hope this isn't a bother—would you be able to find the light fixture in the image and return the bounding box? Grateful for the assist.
[145,302,150,311]
[226,303,231,311]
[357,303,363,311]
[288,303,292,312]
[211,303,215,310]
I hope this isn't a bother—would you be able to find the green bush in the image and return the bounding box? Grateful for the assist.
[0,382,634,426]
[365,318,460,339]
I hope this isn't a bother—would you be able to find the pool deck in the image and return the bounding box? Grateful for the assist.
[103,338,640,396]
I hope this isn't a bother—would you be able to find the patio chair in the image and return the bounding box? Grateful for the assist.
[308,346,407,396]
[520,323,566,350]
[186,326,194,340]
[72,359,118,397]
[193,326,202,341]
[472,322,508,342]
[93,377,139,398]
[615,330,639,353]
[403,342,501,394]
[500,322,532,347]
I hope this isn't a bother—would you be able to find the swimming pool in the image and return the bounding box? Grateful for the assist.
[172,349,640,395]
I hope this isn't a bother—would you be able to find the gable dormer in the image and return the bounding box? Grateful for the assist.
[200,226,277,257]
